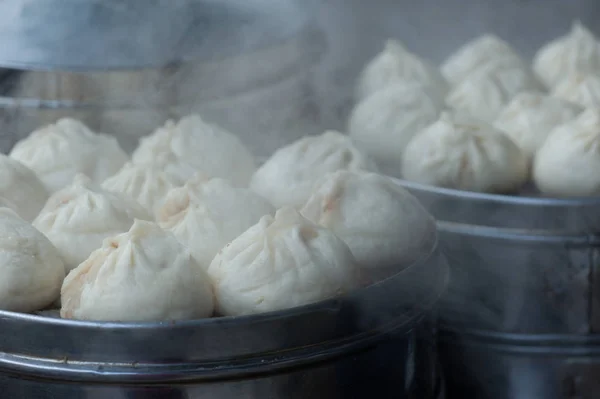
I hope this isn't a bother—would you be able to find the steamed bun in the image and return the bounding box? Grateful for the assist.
[533,109,600,197]
[0,154,48,221]
[207,207,360,316]
[0,208,65,312]
[402,112,528,193]
[441,34,523,86]
[131,114,256,186]
[348,81,444,173]
[445,58,542,122]
[158,174,275,269]
[102,162,180,215]
[301,171,435,271]
[494,92,582,159]
[0,197,18,210]
[60,220,214,321]
[551,72,600,108]
[9,118,128,193]
[250,131,377,208]
[33,174,152,272]
[533,21,600,88]
[356,39,448,101]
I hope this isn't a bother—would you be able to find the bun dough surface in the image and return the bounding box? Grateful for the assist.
[102,162,180,215]
[301,171,436,271]
[348,82,444,173]
[131,114,256,186]
[0,197,18,210]
[33,174,152,272]
[494,92,582,159]
[0,208,65,312]
[551,72,600,108]
[445,58,542,122]
[533,109,600,197]
[207,207,360,316]
[0,154,48,221]
[60,220,214,321]
[158,174,275,269]
[441,34,523,86]
[250,131,377,208]
[356,39,448,101]
[402,112,528,193]
[533,21,600,88]
[9,118,128,193]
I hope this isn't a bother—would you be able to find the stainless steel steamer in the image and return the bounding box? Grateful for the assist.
[309,1,600,397]
[0,1,448,398]
[0,240,448,398]
[398,180,600,399]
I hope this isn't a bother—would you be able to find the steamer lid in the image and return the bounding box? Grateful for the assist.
[0,0,315,71]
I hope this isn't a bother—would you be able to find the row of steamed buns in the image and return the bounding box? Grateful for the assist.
[349,21,600,197]
[0,115,433,322]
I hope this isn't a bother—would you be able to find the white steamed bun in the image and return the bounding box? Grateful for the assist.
[356,39,448,101]
[441,34,523,86]
[348,81,444,173]
[131,114,256,186]
[402,112,528,193]
[207,207,360,316]
[60,220,214,321]
[250,130,377,208]
[533,108,600,197]
[494,92,582,159]
[0,197,18,210]
[102,162,180,215]
[551,72,600,108]
[158,174,275,269]
[33,174,152,272]
[0,208,65,312]
[533,21,600,88]
[0,154,48,221]
[445,58,542,122]
[9,118,128,193]
[301,171,435,271]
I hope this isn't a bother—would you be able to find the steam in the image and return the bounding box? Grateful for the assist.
[0,0,324,154]
[0,0,315,69]
[1,0,596,335]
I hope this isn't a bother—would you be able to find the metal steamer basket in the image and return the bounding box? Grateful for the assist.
[397,180,600,399]
[310,1,600,397]
[0,1,449,398]
[0,240,448,398]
